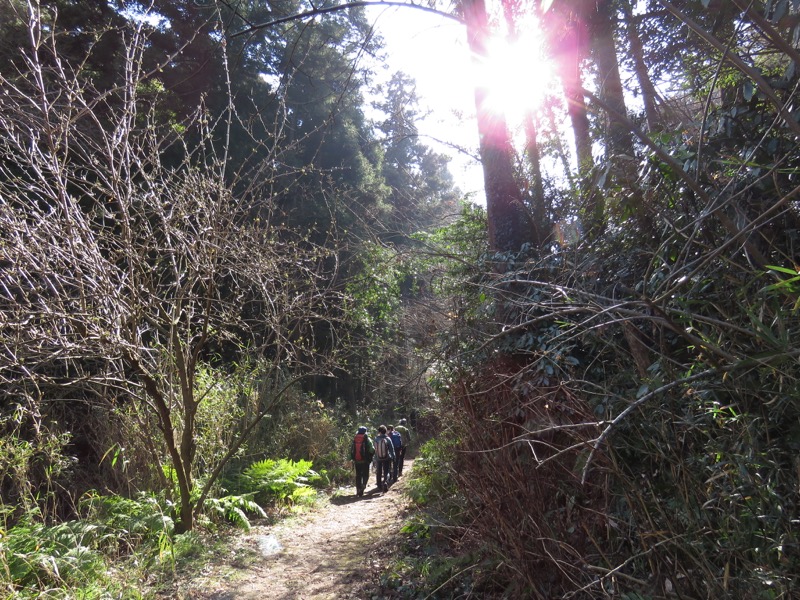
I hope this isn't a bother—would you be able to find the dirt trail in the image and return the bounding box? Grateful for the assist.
[183,461,412,600]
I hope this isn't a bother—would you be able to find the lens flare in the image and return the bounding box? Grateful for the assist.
[474,27,556,124]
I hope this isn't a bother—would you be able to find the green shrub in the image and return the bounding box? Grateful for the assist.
[1,515,106,591]
[405,437,459,512]
[79,491,174,555]
[234,458,322,506]
[192,363,251,473]
[0,493,183,597]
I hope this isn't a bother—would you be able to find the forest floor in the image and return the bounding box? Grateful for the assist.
[168,460,413,600]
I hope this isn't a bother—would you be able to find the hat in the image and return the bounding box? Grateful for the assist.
[399,419,406,425]
[357,426,367,434]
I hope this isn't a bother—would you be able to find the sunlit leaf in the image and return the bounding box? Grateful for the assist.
[766,265,798,275]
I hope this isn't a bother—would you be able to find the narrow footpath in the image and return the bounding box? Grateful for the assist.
[180,461,413,600]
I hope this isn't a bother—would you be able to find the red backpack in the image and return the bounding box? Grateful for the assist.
[353,433,367,462]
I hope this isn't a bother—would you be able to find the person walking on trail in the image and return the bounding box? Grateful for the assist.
[373,425,395,492]
[394,418,412,477]
[350,426,374,497]
[387,425,404,482]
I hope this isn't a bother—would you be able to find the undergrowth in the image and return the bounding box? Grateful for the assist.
[0,455,331,598]
[1,494,173,599]
[420,237,800,598]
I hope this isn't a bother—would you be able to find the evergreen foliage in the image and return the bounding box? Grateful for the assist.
[373,72,461,240]
[1,493,173,597]
[202,494,266,532]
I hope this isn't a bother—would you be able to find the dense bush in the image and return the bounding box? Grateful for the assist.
[1,494,174,598]
[425,234,800,598]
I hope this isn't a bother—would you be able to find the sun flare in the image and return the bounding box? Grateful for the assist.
[476,28,556,124]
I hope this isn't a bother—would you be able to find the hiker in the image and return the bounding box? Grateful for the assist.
[373,425,395,492]
[350,426,374,497]
[387,425,404,482]
[394,418,412,477]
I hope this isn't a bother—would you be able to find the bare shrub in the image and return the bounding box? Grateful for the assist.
[445,355,607,598]
[0,3,342,530]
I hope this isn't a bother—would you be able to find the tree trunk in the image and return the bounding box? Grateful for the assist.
[548,6,597,229]
[523,111,551,245]
[591,0,653,233]
[503,0,551,246]
[463,0,533,253]
[621,1,660,131]
[591,0,635,159]
[135,364,195,532]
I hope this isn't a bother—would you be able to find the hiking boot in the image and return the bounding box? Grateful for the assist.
[383,483,389,492]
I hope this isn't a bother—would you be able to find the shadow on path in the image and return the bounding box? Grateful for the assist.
[180,460,414,599]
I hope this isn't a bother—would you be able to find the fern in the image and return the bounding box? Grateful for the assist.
[0,493,182,595]
[235,458,320,506]
[203,493,266,531]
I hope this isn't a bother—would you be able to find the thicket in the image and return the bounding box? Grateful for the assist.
[396,2,800,599]
[0,455,328,598]
[402,201,800,599]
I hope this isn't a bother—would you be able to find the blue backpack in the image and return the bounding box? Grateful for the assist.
[390,430,403,450]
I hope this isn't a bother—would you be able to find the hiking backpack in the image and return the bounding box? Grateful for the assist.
[375,436,389,459]
[390,430,403,450]
[353,433,367,462]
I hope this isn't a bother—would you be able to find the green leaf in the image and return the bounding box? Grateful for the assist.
[766,265,798,275]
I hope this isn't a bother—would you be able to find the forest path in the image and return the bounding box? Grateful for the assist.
[182,460,412,600]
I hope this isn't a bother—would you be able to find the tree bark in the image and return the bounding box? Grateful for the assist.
[463,0,534,253]
[134,363,195,533]
[523,111,551,245]
[591,0,635,160]
[591,0,653,233]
